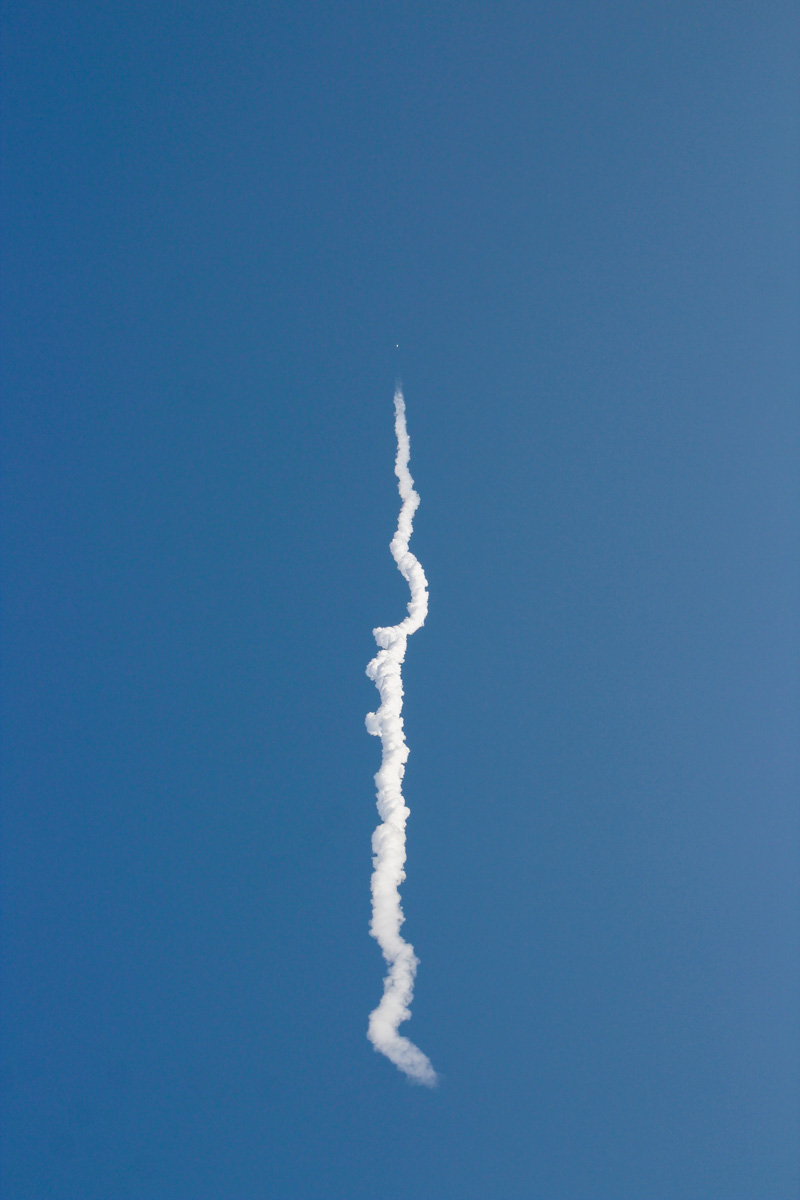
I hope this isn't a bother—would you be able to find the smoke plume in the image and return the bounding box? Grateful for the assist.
[364,387,437,1086]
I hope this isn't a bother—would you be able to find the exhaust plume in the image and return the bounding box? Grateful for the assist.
[364,386,437,1086]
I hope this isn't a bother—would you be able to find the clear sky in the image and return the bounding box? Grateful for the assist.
[2,3,799,1198]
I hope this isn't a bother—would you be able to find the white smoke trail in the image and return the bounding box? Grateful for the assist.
[364,386,437,1087]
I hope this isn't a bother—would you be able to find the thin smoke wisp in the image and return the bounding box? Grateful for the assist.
[364,387,437,1086]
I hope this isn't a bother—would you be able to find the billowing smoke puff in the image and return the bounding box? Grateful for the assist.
[365,387,437,1086]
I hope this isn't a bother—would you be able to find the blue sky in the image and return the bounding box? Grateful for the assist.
[2,3,799,1198]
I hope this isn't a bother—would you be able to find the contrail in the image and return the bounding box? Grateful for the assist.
[364,386,437,1086]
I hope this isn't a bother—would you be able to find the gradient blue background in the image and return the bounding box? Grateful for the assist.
[2,3,799,1198]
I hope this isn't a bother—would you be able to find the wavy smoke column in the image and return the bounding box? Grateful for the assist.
[364,387,437,1086]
